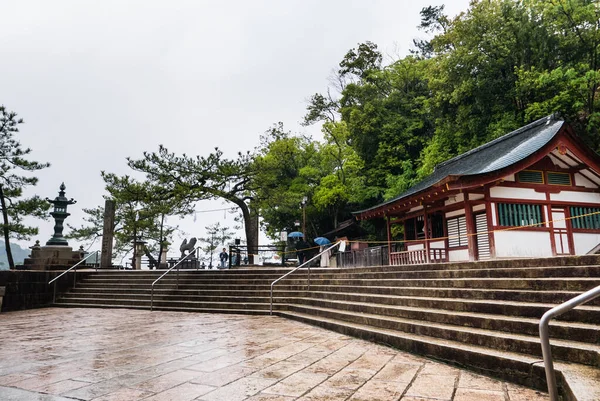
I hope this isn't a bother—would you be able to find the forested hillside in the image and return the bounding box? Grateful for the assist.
[255,0,600,239]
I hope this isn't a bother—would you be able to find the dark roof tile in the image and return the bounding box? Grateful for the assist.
[354,114,564,215]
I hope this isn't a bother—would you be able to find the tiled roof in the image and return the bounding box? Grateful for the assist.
[354,114,564,215]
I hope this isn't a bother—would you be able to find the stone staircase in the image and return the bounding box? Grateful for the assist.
[54,256,600,401]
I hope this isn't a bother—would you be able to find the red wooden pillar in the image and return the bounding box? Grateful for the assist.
[423,208,431,263]
[386,214,392,266]
[464,193,476,261]
[484,186,496,258]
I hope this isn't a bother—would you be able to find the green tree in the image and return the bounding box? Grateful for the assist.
[515,0,600,148]
[252,124,324,238]
[128,146,260,262]
[198,222,235,267]
[68,173,193,264]
[0,106,50,269]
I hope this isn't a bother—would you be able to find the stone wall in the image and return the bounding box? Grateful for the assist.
[0,270,90,312]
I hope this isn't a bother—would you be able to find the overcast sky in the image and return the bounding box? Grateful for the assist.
[1,0,470,259]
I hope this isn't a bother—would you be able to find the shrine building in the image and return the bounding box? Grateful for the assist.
[353,114,600,264]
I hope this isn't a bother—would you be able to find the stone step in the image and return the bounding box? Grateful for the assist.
[276,302,600,366]
[59,290,600,344]
[312,265,600,280]
[75,277,600,291]
[278,294,600,323]
[280,295,600,343]
[60,291,272,303]
[54,302,270,315]
[274,309,550,390]
[67,284,600,306]
[275,310,600,399]
[54,296,271,310]
[70,281,600,303]
[80,265,600,283]
[270,277,600,291]
[558,363,600,401]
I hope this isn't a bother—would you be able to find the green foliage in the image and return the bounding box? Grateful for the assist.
[198,222,235,266]
[294,0,600,238]
[127,145,260,255]
[0,106,50,268]
[67,173,194,260]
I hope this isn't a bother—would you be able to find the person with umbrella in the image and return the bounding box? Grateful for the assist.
[314,237,331,267]
[288,232,307,266]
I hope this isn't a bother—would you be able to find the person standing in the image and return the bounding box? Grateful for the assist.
[296,238,309,266]
[219,248,229,269]
[320,245,330,267]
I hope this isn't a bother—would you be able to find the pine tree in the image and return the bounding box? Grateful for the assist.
[0,106,50,269]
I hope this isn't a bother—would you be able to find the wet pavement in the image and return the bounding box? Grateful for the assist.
[0,308,549,400]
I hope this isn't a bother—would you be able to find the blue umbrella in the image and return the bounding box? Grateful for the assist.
[288,231,304,238]
[314,237,331,246]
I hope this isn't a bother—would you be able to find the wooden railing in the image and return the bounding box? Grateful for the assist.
[390,248,447,265]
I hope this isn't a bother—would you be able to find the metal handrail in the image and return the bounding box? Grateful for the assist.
[151,248,198,311]
[270,241,340,315]
[48,250,100,303]
[539,284,600,401]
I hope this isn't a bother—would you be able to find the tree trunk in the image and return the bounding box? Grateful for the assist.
[232,198,259,264]
[0,185,15,269]
[157,213,165,269]
[246,204,259,264]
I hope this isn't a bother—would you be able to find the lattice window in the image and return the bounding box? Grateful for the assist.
[547,172,572,186]
[570,207,600,229]
[497,203,543,227]
[447,216,467,247]
[517,170,544,184]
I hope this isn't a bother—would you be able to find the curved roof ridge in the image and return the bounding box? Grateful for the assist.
[353,114,566,216]
[434,114,559,171]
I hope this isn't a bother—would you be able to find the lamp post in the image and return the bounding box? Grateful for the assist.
[45,183,76,246]
[301,196,308,237]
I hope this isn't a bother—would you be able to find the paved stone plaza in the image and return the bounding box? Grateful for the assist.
[0,308,548,401]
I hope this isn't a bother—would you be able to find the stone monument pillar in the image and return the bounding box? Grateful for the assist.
[100,200,115,269]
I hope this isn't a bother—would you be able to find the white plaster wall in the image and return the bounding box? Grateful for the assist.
[495,231,553,257]
[491,202,497,225]
[469,193,484,201]
[444,193,464,206]
[549,191,600,203]
[448,249,469,262]
[573,233,600,255]
[473,204,486,212]
[575,173,598,188]
[548,152,571,168]
[502,174,516,182]
[430,240,445,249]
[490,186,546,200]
[408,205,424,212]
[407,243,424,251]
[446,208,466,218]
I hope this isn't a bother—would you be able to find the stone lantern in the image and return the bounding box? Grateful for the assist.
[20,183,82,270]
[45,183,76,246]
[132,238,146,270]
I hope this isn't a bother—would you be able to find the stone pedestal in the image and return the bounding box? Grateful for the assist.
[159,248,168,269]
[20,245,83,271]
[134,253,142,270]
